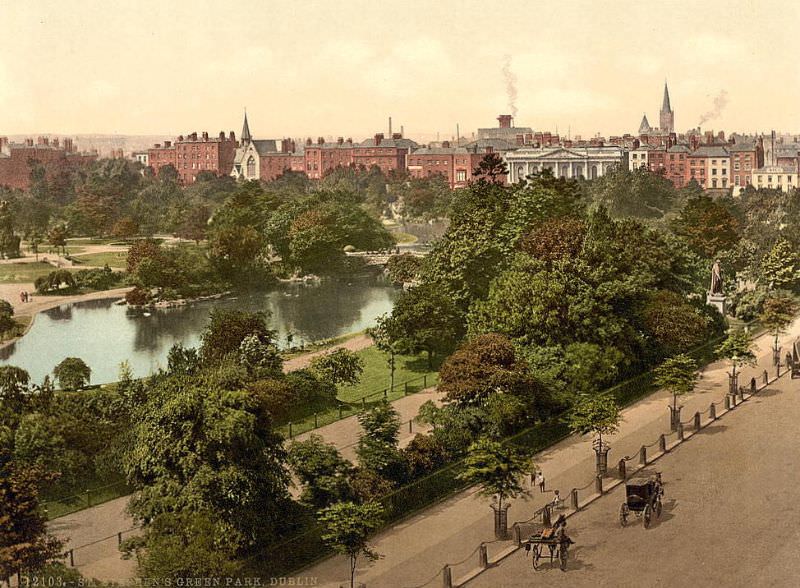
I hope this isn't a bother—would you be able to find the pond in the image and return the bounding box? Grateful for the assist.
[0,273,400,385]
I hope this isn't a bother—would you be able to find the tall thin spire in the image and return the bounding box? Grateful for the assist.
[241,109,252,144]
[661,81,672,113]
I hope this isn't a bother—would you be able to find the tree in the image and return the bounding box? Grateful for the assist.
[760,239,800,291]
[456,438,531,537]
[715,330,756,389]
[123,374,291,549]
[52,357,91,390]
[437,333,538,409]
[368,314,403,391]
[356,401,405,483]
[309,349,365,387]
[238,333,282,378]
[125,238,162,273]
[567,394,621,451]
[0,366,31,427]
[386,253,423,285]
[759,291,799,362]
[0,299,15,334]
[653,354,699,430]
[473,153,509,184]
[588,166,679,219]
[318,501,384,588]
[111,216,139,240]
[288,435,353,508]
[671,195,740,258]
[0,201,21,259]
[0,464,64,585]
[200,309,276,364]
[639,290,713,354]
[47,224,68,256]
[517,216,586,267]
[389,283,463,368]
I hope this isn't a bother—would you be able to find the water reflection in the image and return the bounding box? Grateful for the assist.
[0,274,399,385]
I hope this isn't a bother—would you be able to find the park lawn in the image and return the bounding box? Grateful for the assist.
[41,476,131,520]
[0,262,75,284]
[393,231,419,244]
[280,346,441,438]
[72,251,128,268]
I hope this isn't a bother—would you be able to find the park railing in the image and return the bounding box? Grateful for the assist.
[41,479,132,520]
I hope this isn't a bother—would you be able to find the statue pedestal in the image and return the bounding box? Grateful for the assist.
[706,292,727,316]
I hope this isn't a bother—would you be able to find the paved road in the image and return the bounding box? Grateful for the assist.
[305,320,800,588]
[469,371,800,587]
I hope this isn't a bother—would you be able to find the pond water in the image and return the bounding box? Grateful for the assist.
[0,274,400,385]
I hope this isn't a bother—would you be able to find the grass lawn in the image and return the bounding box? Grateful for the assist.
[393,231,419,244]
[72,251,129,268]
[280,345,441,438]
[41,477,131,520]
[0,262,74,284]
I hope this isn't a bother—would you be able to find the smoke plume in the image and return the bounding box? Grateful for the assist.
[502,54,518,119]
[698,90,728,126]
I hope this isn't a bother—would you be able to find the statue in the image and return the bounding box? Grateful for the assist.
[710,259,723,295]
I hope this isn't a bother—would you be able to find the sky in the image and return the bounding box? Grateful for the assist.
[0,0,797,141]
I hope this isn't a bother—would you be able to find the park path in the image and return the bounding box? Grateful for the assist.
[282,333,375,372]
[304,319,800,588]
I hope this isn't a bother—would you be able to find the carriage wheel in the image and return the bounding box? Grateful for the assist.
[655,498,663,519]
[549,543,556,565]
[619,504,629,527]
[643,504,652,528]
[559,545,568,571]
[532,544,541,570]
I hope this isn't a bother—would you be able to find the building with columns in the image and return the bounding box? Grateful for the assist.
[505,145,626,183]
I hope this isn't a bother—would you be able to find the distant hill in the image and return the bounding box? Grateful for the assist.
[4,134,171,157]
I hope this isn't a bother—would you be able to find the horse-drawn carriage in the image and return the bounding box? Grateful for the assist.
[619,473,663,528]
[523,514,574,571]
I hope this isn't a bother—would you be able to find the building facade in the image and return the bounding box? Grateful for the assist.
[148,131,238,184]
[0,136,96,190]
[505,146,626,183]
[407,143,490,188]
[752,165,798,192]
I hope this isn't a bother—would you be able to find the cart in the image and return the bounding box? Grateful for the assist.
[523,515,573,571]
[619,474,663,528]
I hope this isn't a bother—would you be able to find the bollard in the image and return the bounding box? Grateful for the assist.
[763,370,769,384]
[570,488,579,510]
[710,403,717,420]
[339,405,343,419]
[314,412,318,428]
[658,434,666,453]
[738,386,745,402]
[777,363,781,378]
[409,420,413,433]
[404,382,409,395]
[618,458,627,480]
[383,389,388,400]
[442,564,452,588]
[694,412,701,431]
[479,543,489,568]
[595,475,604,495]
[677,422,684,441]
[542,505,552,527]
[750,378,757,395]
[514,524,522,546]
[69,549,74,567]
[86,489,91,507]
[423,375,427,388]
[362,397,366,409]
[724,395,731,410]
[118,531,123,545]
[639,445,647,465]
[288,422,293,439]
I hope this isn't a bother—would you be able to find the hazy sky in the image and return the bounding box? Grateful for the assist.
[1,0,796,140]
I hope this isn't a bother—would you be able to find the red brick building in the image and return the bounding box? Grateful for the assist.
[407,142,490,188]
[730,139,764,195]
[303,138,355,180]
[148,131,238,184]
[300,133,417,180]
[0,136,96,191]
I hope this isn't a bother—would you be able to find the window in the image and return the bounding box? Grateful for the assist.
[735,176,740,185]
[712,179,718,188]
[712,169,717,175]
[734,162,740,170]
[456,170,466,182]
[722,168,727,176]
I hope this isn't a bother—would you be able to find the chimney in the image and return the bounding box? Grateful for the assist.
[202,131,209,141]
[178,135,184,142]
[43,137,49,146]
[497,114,513,129]
[164,141,172,148]
[64,138,73,152]
[442,140,450,148]
[374,133,384,145]
[53,138,59,148]
[229,131,236,141]
[306,138,313,146]
[337,137,344,145]
[389,116,392,136]
[219,131,225,140]
[484,146,493,154]
[392,133,402,140]
[346,138,352,144]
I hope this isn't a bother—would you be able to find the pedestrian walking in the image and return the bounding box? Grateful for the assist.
[19,291,25,304]
[535,470,546,493]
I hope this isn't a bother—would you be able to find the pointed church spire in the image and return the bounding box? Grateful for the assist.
[661,81,672,113]
[639,113,651,134]
[241,109,252,144]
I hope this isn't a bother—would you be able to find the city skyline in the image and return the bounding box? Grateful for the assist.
[1,0,798,138]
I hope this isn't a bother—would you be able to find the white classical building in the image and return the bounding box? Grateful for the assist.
[505,146,626,183]
[752,164,798,192]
